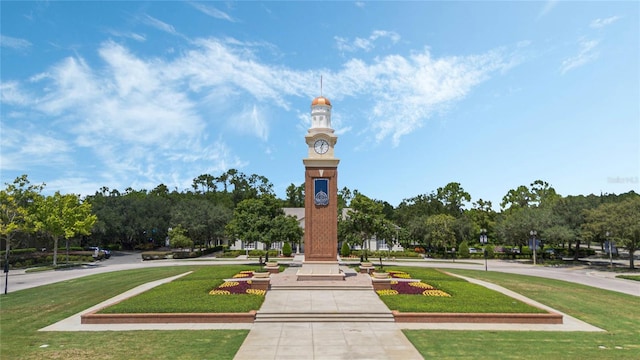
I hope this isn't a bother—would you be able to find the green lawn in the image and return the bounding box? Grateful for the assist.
[378,267,545,313]
[617,274,640,281]
[405,269,640,360]
[101,265,264,313]
[0,266,249,360]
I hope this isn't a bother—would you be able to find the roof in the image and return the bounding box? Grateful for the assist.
[311,96,331,106]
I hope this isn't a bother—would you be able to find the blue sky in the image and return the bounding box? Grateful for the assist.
[1,1,638,209]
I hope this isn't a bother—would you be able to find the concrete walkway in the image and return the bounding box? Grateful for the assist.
[234,322,422,360]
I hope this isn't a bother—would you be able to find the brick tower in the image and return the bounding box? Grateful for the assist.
[297,95,344,280]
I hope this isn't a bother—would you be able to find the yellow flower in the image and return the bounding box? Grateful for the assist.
[408,282,435,289]
[422,290,451,297]
[209,290,231,295]
[246,289,266,296]
[219,281,239,288]
[376,289,399,296]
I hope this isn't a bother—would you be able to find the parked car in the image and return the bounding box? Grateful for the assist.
[86,246,110,260]
[468,247,482,254]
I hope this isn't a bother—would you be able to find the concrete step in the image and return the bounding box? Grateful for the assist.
[255,312,394,323]
[270,285,373,291]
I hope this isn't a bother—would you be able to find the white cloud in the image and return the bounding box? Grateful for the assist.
[590,16,621,29]
[333,49,513,145]
[229,104,269,141]
[105,29,146,42]
[189,1,237,22]
[142,14,178,35]
[0,34,32,50]
[335,30,401,53]
[0,81,32,106]
[0,126,71,170]
[560,38,599,74]
[2,34,517,192]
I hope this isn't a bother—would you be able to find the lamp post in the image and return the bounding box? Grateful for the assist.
[480,228,488,271]
[606,231,612,270]
[530,230,537,265]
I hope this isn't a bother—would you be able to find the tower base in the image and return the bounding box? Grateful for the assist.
[296,261,346,281]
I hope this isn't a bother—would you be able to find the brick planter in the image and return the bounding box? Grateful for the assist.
[81,311,257,324]
[250,277,270,291]
[392,311,563,324]
[372,278,392,290]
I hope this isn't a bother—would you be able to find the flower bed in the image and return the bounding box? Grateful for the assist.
[377,270,451,297]
[209,271,266,296]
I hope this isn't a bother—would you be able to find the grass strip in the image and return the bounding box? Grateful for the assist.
[616,275,640,281]
[100,265,264,313]
[404,269,640,360]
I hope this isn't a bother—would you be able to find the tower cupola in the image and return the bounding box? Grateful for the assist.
[310,96,332,129]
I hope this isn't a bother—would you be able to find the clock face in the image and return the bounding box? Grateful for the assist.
[314,139,329,154]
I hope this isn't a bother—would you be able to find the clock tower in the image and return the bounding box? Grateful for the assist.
[298,95,345,280]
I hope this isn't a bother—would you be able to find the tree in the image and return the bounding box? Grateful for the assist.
[530,180,560,207]
[436,182,471,216]
[394,193,444,227]
[501,180,560,211]
[225,195,284,262]
[424,214,457,252]
[168,225,193,249]
[378,218,399,256]
[495,206,552,251]
[585,196,640,269]
[1,175,44,271]
[500,185,533,211]
[338,186,354,210]
[285,183,305,207]
[282,241,292,257]
[192,174,217,194]
[453,214,474,245]
[266,214,303,258]
[340,193,385,261]
[171,198,231,249]
[33,192,97,266]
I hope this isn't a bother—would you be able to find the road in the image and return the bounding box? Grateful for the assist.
[1,253,638,297]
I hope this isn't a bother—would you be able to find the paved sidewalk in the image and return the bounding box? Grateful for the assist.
[235,269,422,360]
[234,322,422,360]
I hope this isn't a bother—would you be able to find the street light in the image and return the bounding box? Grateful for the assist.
[480,228,488,271]
[530,230,538,265]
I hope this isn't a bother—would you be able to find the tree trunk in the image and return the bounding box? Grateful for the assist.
[52,236,59,266]
[573,240,581,261]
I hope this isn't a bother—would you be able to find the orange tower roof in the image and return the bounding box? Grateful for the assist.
[311,96,331,106]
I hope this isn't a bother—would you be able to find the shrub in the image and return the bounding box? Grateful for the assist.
[219,250,242,258]
[485,244,495,258]
[169,226,193,249]
[141,251,172,260]
[248,250,265,257]
[282,242,292,257]
[340,242,351,257]
[458,241,470,258]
